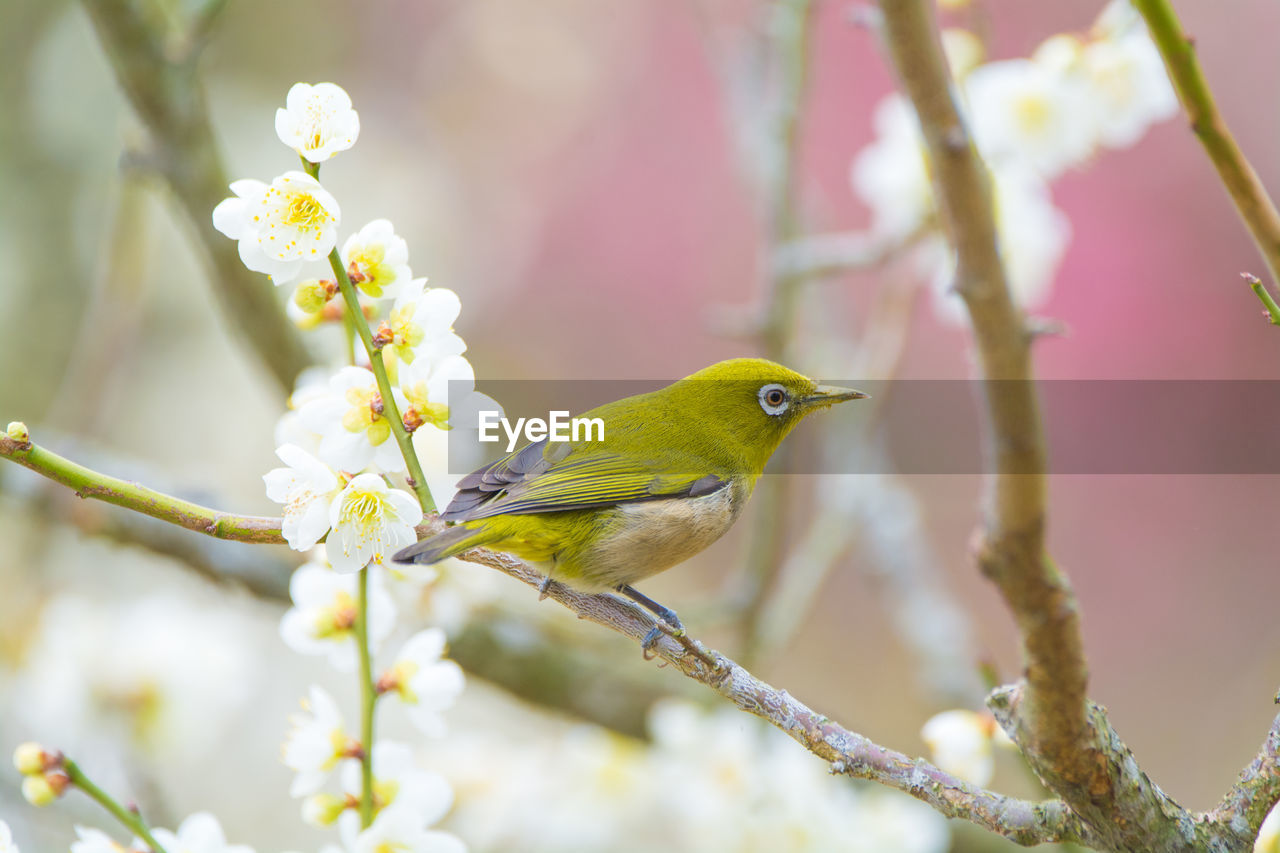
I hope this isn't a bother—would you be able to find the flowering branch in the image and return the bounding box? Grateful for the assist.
[354,569,377,828]
[0,431,284,544]
[326,249,436,514]
[80,0,312,392]
[1132,0,1280,322]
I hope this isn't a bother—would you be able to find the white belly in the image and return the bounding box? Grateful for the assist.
[563,482,746,591]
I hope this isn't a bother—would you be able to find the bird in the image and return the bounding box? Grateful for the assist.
[393,357,866,648]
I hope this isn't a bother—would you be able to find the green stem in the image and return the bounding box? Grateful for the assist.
[0,435,286,543]
[63,759,169,853]
[326,249,436,512]
[356,566,376,828]
[1244,273,1280,325]
[1133,0,1280,295]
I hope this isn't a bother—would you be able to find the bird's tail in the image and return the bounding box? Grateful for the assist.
[392,523,495,565]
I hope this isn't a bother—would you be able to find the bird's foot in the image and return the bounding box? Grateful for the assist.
[537,575,555,601]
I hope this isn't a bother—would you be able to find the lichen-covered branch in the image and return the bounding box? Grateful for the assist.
[0,429,1088,845]
[1133,0,1280,311]
[1205,709,1280,847]
[80,0,311,392]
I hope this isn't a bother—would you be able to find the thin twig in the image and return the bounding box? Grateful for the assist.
[1243,273,1280,326]
[1133,0,1280,299]
[64,758,170,853]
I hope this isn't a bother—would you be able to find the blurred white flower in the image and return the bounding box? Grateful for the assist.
[0,820,16,853]
[279,562,396,670]
[275,368,332,454]
[276,82,360,163]
[844,789,952,853]
[71,827,138,853]
[964,58,1097,179]
[212,172,340,286]
[851,94,933,241]
[381,629,466,737]
[16,594,256,760]
[383,281,467,369]
[1257,799,1280,852]
[300,366,409,473]
[941,28,984,78]
[1080,30,1177,149]
[265,444,341,551]
[342,219,414,300]
[328,473,423,573]
[351,808,466,853]
[1092,0,1143,40]
[339,742,455,843]
[924,163,1070,323]
[284,685,357,797]
[151,812,254,853]
[920,709,996,786]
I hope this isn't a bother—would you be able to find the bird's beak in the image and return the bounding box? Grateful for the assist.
[800,384,869,407]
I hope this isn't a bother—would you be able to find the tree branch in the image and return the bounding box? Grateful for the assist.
[1132,0,1280,307]
[0,429,1090,845]
[80,0,312,393]
[876,0,1087,776]
[875,2,1280,849]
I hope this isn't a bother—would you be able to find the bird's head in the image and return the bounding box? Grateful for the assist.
[668,358,867,473]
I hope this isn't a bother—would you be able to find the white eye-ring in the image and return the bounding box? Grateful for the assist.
[758,383,790,416]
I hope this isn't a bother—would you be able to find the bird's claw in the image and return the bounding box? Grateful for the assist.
[537,576,554,601]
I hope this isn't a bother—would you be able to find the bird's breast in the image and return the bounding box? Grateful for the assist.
[559,480,748,591]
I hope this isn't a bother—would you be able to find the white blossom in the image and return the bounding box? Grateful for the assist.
[851,94,933,241]
[70,827,137,853]
[212,172,340,286]
[0,821,17,853]
[342,220,415,300]
[279,562,396,670]
[382,629,466,737]
[920,709,996,786]
[339,742,455,845]
[328,473,423,573]
[300,366,410,473]
[15,593,256,761]
[275,82,360,163]
[1080,30,1177,149]
[150,812,254,853]
[964,58,1097,179]
[264,444,340,551]
[383,280,467,369]
[351,808,466,853]
[283,685,356,797]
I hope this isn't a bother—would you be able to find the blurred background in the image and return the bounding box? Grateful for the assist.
[1,0,1279,850]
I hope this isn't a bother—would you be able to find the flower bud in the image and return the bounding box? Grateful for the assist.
[302,792,345,827]
[293,279,331,314]
[21,773,65,806]
[13,741,47,775]
[6,422,30,443]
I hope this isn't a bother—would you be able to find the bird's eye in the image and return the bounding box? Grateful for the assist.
[758,384,790,415]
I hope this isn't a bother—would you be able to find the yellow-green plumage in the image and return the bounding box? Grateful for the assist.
[394,358,865,599]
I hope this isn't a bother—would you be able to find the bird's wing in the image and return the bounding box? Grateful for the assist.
[440,439,726,521]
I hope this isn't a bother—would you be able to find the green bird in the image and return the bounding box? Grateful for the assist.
[393,358,866,646]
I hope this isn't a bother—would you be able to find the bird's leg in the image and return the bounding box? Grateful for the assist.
[538,575,555,601]
[616,584,684,631]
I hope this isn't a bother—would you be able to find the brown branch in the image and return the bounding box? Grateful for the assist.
[876,2,1280,849]
[80,0,311,393]
[876,0,1090,784]
[1,430,1089,844]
